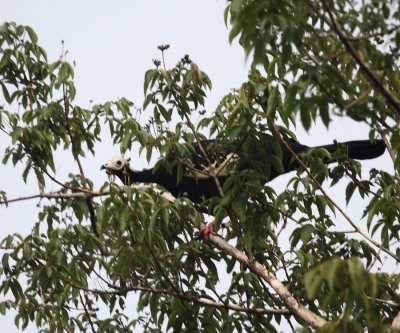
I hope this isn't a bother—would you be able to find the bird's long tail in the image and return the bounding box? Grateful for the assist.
[317,140,386,160]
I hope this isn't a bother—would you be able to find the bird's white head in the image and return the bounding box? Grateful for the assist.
[101,156,129,172]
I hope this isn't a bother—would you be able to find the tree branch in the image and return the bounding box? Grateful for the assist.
[140,185,327,328]
[375,122,396,163]
[169,77,247,252]
[392,311,400,332]
[60,274,289,316]
[347,25,400,42]
[320,0,400,117]
[0,184,158,205]
[79,291,96,333]
[270,122,400,262]
[207,233,327,328]
[3,180,324,327]
[0,190,103,205]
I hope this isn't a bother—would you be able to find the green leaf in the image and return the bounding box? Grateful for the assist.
[11,127,22,144]
[146,145,153,163]
[161,206,169,225]
[0,82,11,103]
[319,100,330,128]
[34,168,45,187]
[266,86,279,115]
[300,104,311,131]
[238,84,250,109]
[16,24,24,36]
[25,25,38,44]
[176,163,183,185]
[223,5,230,27]
[158,104,171,121]
[137,131,149,146]
[0,302,7,315]
[2,253,10,273]
[0,49,12,71]
[214,206,227,225]
[300,224,314,245]
[326,259,340,290]
[316,195,327,215]
[345,182,356,204]
[149,293,159,325]
[304,270,323,300]
[118,205,130,232]
[144,69,155,94]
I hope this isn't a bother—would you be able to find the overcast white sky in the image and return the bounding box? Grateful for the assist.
[0,1,393,332]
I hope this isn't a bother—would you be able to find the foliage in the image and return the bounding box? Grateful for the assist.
[1,0,400,331]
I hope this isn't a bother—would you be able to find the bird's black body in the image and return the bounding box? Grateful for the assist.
[103,138,385,203]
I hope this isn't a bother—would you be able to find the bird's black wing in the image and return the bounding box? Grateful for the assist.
[186,137,304,180]
[184,139,240,179]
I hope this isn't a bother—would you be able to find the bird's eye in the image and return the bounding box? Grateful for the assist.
[116,160,123,166]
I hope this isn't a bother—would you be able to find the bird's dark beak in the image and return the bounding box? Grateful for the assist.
[100,164,108,171]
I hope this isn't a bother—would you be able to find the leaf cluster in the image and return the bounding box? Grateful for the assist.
[1,1,400,331]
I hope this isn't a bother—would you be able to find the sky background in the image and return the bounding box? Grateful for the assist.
[0,1,393,332]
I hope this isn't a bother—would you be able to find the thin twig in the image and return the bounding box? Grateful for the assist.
[375,122,396,163]
[347,25,400,42]
[365,296,400,307]
[145,240,184,303]
[343,89,371,110]
[79,291,96,333]
[62,82,99,237]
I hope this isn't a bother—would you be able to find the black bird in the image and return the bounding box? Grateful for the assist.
[101,138,386,203]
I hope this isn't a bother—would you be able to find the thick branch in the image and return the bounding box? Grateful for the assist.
[392,312,400,331]
[208,233,327,328]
